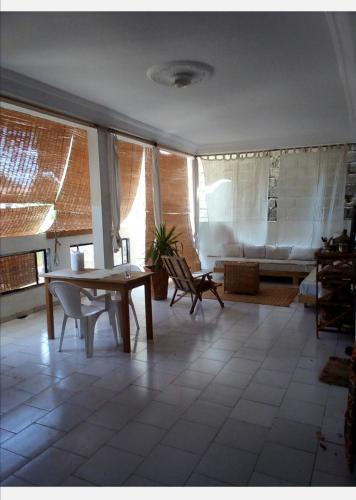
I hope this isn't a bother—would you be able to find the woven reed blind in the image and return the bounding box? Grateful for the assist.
[0,107,92,238]
[0,206,51,238]
[145,148,156,254]
[47,128,92,237]
[1,109,73,204]
[0,253,37,293]
[160,153,200,271]
[119,141,144,222]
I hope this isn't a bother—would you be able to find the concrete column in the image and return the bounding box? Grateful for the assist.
[87,127,114,268]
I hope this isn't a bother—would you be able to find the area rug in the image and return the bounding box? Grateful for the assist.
[204,282,299,307]
[319,356,351,387]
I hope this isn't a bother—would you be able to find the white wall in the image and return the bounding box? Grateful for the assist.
[0,232,92,321]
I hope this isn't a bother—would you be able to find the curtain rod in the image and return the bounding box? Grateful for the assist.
[106,127,193,158]
[0,95,96,128]
[198,143,346,158]
[1,95,192,158]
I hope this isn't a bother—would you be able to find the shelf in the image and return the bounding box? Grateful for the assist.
[318,301,353,307]
[316,253,356,338]
[315,251,356,259]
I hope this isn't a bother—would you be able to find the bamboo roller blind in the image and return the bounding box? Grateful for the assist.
[144,150,200,270]
[0,206,51,238]
[0,108,92,238]
[47,127,92,237]
[0,253,37,293]
[159,153,200,271]
[1,108,72,204]
[144,148,155,255]
[119,141,143,222]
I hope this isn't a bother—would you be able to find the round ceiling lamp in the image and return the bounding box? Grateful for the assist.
[146,60,214,89]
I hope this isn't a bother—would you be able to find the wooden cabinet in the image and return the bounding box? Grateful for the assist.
[316,252,356,338]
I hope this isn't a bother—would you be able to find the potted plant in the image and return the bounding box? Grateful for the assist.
[145,223,182,300]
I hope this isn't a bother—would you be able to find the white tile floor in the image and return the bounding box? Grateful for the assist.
[1,285,356,486]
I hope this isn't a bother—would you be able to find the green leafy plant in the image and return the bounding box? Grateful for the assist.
[146,223,182,271]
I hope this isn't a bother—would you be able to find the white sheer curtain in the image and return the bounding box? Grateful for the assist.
[199,145,346,263]
[200,155,269,256]
[276,146,346,247]
[314,147,347,243]
[96,128,121,256]
[200,158,233,256]
[109,135,121,252]
[232,156,270,245]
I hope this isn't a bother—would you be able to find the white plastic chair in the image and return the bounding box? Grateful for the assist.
[91,264,140,335]
[111,264,140,332]
[49,280,119,358]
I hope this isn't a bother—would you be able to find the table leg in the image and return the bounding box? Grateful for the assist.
[120,288,131,353]
[144,279,153,340]
[45,278,55,340]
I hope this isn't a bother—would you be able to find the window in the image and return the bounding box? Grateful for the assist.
[159,152,200,270]
[117,140,146,266]
[0,249,48,294]
[200,145,353,226]
[70,243,94,268]
[113,238,130,265]
[70,239,130,268]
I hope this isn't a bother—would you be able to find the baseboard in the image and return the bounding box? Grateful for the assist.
[0,301,59,324]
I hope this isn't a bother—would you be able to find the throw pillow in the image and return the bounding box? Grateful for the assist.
[223,243,244,258]
[265,246,292,260]
[289,247,317,260]
[243,245,266,259]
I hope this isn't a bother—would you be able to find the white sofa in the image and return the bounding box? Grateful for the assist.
[214,244,317,285]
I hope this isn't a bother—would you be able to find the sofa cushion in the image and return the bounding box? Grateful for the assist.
[265,246,292,260]
[223,243,244,258]
[289,247,318,261]
[257,258,315,273]
[244,245,266,259]
[215,257,315,274]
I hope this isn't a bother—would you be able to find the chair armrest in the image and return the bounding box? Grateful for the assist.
[94,292,112,301]
[84,290,112,307]
[79,288,97,301]
[192,270,213,279]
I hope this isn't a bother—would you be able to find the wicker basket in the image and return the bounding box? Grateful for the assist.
[224,262,260,294]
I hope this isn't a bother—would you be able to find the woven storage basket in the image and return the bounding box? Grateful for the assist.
[224,262,260,294]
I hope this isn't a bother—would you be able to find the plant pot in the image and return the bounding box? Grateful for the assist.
[145,266,169,300]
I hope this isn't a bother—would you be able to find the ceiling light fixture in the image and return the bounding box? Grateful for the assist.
[173,72,194,89]
[147,60,214,89]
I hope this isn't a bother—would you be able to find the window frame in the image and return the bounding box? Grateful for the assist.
[70,239,131,267]
[0,248,49,295]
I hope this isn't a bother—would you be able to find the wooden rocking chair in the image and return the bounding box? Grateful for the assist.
[161,255,224,314]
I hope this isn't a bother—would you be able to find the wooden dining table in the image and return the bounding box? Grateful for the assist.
[44,268,154,353]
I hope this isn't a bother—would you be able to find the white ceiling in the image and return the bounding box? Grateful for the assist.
[1,11,355,154]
